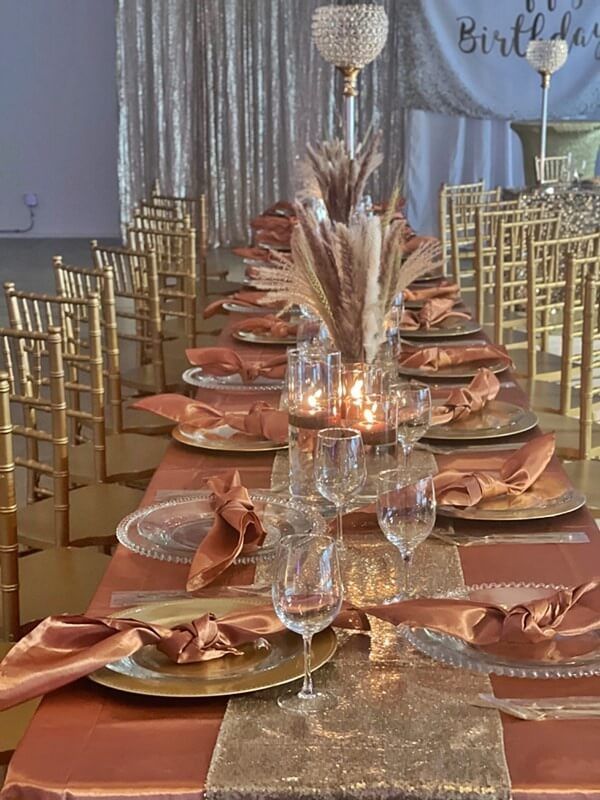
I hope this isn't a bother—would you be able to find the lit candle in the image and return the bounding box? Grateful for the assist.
[289,388,331,430]
[354,396,397,446]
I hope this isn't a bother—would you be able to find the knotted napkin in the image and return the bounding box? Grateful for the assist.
[434,432,555,507]
[401,298,471,331]
[186,347,287,382]
[403,281,460,303]
[131,395,288,444]
[3,578,600,710]
[204,291,278,319]
[431,369,500,426]
[233,315,297,339]
[232,247,278,263]
[399,343,512,372]
[186,470,267,592]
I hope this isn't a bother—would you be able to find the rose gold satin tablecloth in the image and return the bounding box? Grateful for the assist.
[4,316,600,800]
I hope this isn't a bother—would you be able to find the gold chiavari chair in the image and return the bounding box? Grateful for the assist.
[91,240,212,382]
[494,215,560,362]
[516,231,600,410]
[532,254,600,471]
[150,179,229,286]
[4,286,166,489]
[559,265,600,515]
[438,180,485,275]
[55,251,173,434]
[474,203,553,326]
[448,188,505,291]
[127,222,198,348]
[0,330,111,760]
[535,153,572,185]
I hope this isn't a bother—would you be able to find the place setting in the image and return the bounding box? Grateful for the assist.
[182,346,287,392]
[132,394,289,452]
[399,297,483,340]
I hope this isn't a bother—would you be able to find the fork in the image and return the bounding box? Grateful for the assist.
[473,693,600,720]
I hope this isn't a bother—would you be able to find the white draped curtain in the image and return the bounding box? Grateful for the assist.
[115,0,595,244]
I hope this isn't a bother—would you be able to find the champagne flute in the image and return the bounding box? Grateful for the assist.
[377,468,436,599]
[393,381,432,465]
[315,428,366,547]
[272,534,342,713]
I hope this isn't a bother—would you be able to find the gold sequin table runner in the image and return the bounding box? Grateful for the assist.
[206,452,510,800]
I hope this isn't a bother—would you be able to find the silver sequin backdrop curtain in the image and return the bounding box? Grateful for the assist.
[116,0,407,247]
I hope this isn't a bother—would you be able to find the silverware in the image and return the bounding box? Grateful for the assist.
[417,441,521,455]
[425,380,516,390]
[473,693,600,720]
[431,529,589,547]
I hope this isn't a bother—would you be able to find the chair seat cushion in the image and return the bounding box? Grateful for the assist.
[68,432,169,485]
[18,483,143,549]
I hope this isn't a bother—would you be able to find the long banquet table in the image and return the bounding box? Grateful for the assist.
[4,307,600,800]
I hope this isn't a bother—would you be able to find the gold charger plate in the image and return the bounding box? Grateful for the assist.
[400,319,482,340]
[232,329,295,346]
[425,401,538,441]
[398,358,509,380]
[172,424,288,452]
[90,598,337,698]
[437,471,585,522]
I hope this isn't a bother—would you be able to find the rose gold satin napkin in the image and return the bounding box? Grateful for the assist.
[0,605,286,711]
[232,247,278,262]
[431,369,500,425]
[131,395,288,443]
[399,343,512,372]
[404,281,460,303]
[232,315,297,339]
[204,291,278,318]
[401,298,471,330]
[186,347,287,382]
[434,432,555,507]
[186,470,267,592]
[4,578,600,710]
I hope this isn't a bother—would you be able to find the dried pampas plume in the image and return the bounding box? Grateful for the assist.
[249,203,442,363]
[303,129,383,223]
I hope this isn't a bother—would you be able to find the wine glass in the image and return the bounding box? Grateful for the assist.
[376,468,436,599]
[392,381,432,465]
[315,428,366,547]
[272,533,342,713]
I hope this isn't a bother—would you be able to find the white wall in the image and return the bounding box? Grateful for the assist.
[0,0,120,237]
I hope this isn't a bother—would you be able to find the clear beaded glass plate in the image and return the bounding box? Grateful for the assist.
[116,493,326,565]
[403,582,600,679]
[182,367,285,392]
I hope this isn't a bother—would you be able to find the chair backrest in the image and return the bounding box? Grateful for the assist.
[535,153,572,184]
[150,180,208,258]
[88,243,166,399]
[560,251,600,422]
[525,231,600,380]
[473,203,552,323]
[579,265,600,458]
[493,215,562,346]
[438,180,485,274]
[0,326,69,639]
[3,287,108,483]
[126,224,197,346]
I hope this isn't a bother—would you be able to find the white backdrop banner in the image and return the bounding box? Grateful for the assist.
[399,0,599,119]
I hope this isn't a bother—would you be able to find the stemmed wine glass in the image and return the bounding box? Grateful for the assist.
[272,533,342,713]
[392,382,432,465]
[376,469,436,599]
[315,428,367,547]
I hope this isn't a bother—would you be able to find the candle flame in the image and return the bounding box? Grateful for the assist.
[307,389,323,409]
[364,405,376,424]
[350,378,364,401]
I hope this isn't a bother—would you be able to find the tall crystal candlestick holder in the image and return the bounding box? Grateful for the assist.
[312,4,388,159]
[287,347,341,504]
[525,40,568,185]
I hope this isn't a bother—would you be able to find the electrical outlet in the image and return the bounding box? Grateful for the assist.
[23,193,38,208]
